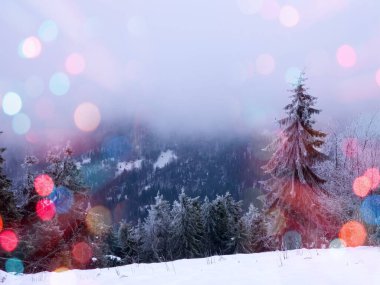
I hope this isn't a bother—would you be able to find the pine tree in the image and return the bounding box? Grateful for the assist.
[118,221,139,264]
[142,193,171,262]
[0,132,20,228]
[169,190,204,259]
[261,74,336,249]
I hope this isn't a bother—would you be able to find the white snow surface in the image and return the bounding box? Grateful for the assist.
[153,150,177,169]
[3,247,380,285]
[115,159,143,176]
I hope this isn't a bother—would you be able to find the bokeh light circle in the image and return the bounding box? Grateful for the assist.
[36,199,56,221]
[0,216,3,232]
[0,230,19,252]
[74,102,101,132]
[256,54,275,75]
[12,113,31,135]
[38,20,59,42]
[360,195,380,225]
[353,176,371,198]
[72,242,92,264]
[5,258,24,274]
[339,221,367,247]
[279,5,299,28]
[2,92,22,116]
[49,186,74,214]
[336,45,357,68]
[65,53,86,75]
[19,36,42,58]
[376,69,380,87]
[49,72,70,96]
[85,205,112,235]
[34,174,54,196]
[329,238,346,248]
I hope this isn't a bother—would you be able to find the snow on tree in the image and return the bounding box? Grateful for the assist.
[169,190,204,259]
[261,74,337,249]
[241,204,266,252]
[142,193,171,261]
[118,220,140,264]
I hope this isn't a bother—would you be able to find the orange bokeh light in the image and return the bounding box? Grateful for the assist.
[36,199,56,221]
[72,242,92,264]
[364,168,380,190]
[34,174,54,196]
[353,176,371,197]
[0,230,19,252]
[339,221,367,247]
[0,215,3,232]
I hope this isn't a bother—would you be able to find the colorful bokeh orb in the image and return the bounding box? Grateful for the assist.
[0,215,3,232]
[329,238,346,249]
[360,195,380,226]
[339,221,367,247]
[260,0,280,20]
[336,45,356,68]
[49,72,70,96]
[19,36,42,58]
[74,102,101,132]
[49,186,74,214]
[0,230,19,252]
[2,92,22,116]
[376,69,380,87]
[65,53,86,75]
[36,199,56,221]
[85,205,112,235]
[279,5,299,28]
[72,242,92,264]
[256,53,275,75]
[364,168,380,190]
[12,113,31,135]
[34,174,54,196]
[38,20,59,42]
[353,176,371,198]
[5,258,24,274]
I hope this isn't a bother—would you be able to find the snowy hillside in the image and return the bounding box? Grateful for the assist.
[3,247,380,285]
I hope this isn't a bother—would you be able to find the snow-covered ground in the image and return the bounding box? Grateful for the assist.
[3,247,380,285]
[154,150,177,169]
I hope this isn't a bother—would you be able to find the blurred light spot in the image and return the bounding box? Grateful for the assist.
[12,113,31,135]
[54,267,69,272]
[282,230,302,249]
[256,54,275,75]
[0,216,2,232]
[329,238,346,248]
[74,102,101,132]
[49,72,70,96]
[34,174,54,196]
[336,45,356,68]
[5,258,24,274]
[339,221,367,247]
[360,195,380,225]
[19,36,42,59]
[127,16,148,37]
[0,230,19,252]
[2,92,22,116]
[49,186,74,214]
[341,138,358,158]
[86,205,112,235]
[279,5,299,27]
[237,0,263,15]
[65,53,86,75]
[285,67,302,85]
[364,168,380,190]
[353,176,371,198]
[38,20,59,42]
[72,242,92,264]
[25,76,44,98]
[36,199,56,221]
[376,70,380,87]
[260,0,280,20]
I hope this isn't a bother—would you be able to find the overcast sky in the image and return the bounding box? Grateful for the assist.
[1,0,380,145]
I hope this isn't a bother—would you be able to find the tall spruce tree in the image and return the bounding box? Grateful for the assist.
[261,74,336,249]
[0,132,20,228]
